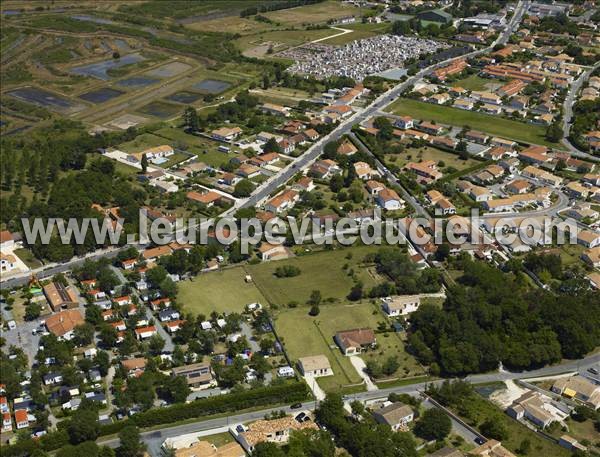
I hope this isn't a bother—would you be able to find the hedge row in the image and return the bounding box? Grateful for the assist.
[129,381,309,428]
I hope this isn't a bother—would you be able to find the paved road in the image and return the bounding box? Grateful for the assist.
[561,61,600,161]
[100,349,600,456]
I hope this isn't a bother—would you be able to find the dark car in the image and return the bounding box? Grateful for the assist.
[588,367,599,375]
[290,402,303,409]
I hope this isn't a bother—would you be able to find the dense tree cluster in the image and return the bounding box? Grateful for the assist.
[408,257,600,375]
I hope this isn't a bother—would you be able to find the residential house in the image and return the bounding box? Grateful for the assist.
[497,79,527,97]
[159,308,180,322]
[354,162,376,180]
[236,164,261,179]
[0,253,17,273]
[14,409,28,430]
[309,159,340,179]
[45,309,84,341]
[577,230,600,249]
[453,98,474,110]
[173,441,245,457]
[0,231,15,250]
[334,328,376,356]
[581,246,600,268]
[236,417,318,453]
[211,126,243,142]
[303,128,319,141]
[427,92,450,105]
[472,91,502,105]
[521,166,563,187]
[507,391,557,428]
[142,245,173,261]
[293,177,315,193]
[381,295,420,317]
[506,179,530,194]
[481,103,502,115]
[404,160,443,183]
[264,190,299,214]
[258,243,292,261]
[43,282,79,312]
[469,185,493,202]
[394,116,414,130]
[172,362,214,388]
[366,180,385,195]
[469,440,516,457]
[372,403,414,431]
[2,412,12,432]
[417,121,444,136]
[376,188,404,211]
[552,376,600,409]
[337,140,358,155]
[134,325,157,340]
[565,181,589,199]
[297,355,333,377]
[465,130,489,144]
[121,358,147,377]
[260,103,290,117]
[186,190,225,208]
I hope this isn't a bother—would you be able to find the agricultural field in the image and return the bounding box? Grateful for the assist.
[178,267,268,317]
[263,0,362,26]
[320,22,390,46]
[250,87,312,106]
[246,245,384,305]
[386,98,557,148]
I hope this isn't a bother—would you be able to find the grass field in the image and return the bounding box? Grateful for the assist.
[250,87,312,106]
[13,248,42,269]
[246,245,383,305]
[112,160,140,176]
[235,28,339,54]
[386,98,557,148]
[178,267,268,317]
[388,145,479,171]
[264,0,362,26]
[275,300,424,392]
[185,16,274,35]
[450,74,496,91]
[320,22,390,46]
[117,133,168,154]
[152,127,234,168]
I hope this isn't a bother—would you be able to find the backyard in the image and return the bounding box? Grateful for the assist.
[386,98,557,148]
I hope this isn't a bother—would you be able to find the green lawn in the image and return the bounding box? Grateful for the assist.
[152,127,235,168]
[117,133,169,154]
[13,248,42,269]
[178,267,268,317]
[274,300,424,392]
[386,98,558,148]
[234,28,339,53]
[246,245,383,305]
[450,74,495,91]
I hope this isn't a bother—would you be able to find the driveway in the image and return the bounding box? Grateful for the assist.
[349,356,378,392]
[304,375,326,401]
